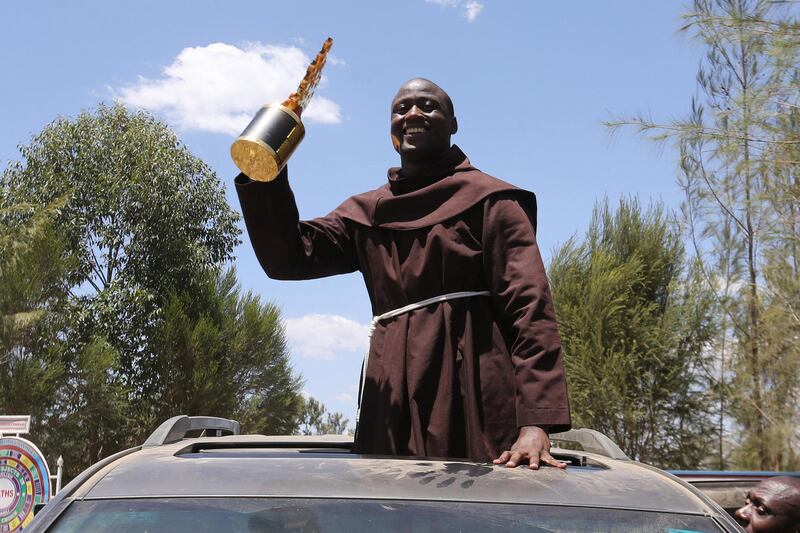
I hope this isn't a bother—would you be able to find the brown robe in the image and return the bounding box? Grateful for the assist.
[235,145,570,461]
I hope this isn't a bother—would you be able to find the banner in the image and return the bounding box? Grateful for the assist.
[0,418,30,436]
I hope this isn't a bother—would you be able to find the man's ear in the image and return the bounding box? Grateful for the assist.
[451,116,458,135]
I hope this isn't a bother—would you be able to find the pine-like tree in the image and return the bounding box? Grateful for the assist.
[549,198,716,469]
[608,0,800,469]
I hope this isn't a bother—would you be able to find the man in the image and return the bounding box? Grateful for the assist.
[735,477,800,533]
[235,78,570,468]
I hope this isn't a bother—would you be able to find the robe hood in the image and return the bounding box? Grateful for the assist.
[335,145,537,231]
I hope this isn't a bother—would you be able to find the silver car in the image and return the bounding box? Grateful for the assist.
[29,416,742,532]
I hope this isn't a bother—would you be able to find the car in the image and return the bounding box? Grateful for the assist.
[670,470,800,518]
[28,415,743,532]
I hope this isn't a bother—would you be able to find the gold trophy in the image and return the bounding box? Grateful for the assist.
[231,37,333,182]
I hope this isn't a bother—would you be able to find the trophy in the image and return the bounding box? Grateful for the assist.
[231,37,333,182]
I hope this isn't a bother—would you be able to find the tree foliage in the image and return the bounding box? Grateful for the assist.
[3,103,238,293]
[0,199,70,358]
[298,396,352,436]
[0,200,70,445]
[1,104,304,478]
[2,103,240,365]
[549,198,716,469]
[608,0,800,470]
[141,268,304,440]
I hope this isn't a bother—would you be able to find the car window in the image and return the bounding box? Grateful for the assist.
[46,498,726,533]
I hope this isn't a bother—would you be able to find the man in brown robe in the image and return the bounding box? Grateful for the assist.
[235,78,571,468]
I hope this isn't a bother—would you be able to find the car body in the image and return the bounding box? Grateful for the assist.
[670,470,800,518]
[28,416,743,532]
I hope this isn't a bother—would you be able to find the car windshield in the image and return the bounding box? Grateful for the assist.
[46,498,725,533]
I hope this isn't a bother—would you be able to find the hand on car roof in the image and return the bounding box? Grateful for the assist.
[493,425,568,470]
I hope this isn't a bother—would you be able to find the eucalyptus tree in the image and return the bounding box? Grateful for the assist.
[2,104,304,475]
[2,103,240,368]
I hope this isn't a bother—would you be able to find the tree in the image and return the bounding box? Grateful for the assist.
[607,0,800,469]
[2,103,240,368]
[42,335,130,479]
[1,104,304,476]
[0,199,70,361]
[548,198,716,469]
[298,396,352,435]
[142,268,304,440]
[0,199,70,447]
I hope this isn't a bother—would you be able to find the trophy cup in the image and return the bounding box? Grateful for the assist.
[231,37,333,182]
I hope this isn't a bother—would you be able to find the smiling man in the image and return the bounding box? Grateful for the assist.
[235,78,571,468]
[735,477,800,533]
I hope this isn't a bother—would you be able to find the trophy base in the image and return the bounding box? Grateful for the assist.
[231,138,281,182]
[231,104,305,183]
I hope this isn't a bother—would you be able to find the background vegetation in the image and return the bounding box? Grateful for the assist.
[549,198,717,468]
[0,105,318,478]
[601,0,799,469]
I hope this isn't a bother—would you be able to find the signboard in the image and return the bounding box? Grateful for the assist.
[0,418,29,436]
[0,437,51,532]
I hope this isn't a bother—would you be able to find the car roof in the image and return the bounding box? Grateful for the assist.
[70,434,722,517]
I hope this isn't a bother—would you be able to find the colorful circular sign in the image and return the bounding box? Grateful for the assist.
[0,438,50,532]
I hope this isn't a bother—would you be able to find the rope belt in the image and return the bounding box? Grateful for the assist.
[356,290,491,426]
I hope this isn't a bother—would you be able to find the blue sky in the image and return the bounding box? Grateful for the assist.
[1,1,703,428]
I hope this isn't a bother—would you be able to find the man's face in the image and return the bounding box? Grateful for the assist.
[735,479,800,533]
[390,79,457,162]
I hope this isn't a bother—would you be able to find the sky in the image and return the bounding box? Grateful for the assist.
[1,0,704,429]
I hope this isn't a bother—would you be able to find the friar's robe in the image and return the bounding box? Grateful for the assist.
[235,145,570,462]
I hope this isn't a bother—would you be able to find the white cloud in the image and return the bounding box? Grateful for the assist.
[464,0,483,21]
[115,42,341,135]
[335,392,353,402]
[284,313,369,360]
[327,54,347,67]
[425,0,484,22]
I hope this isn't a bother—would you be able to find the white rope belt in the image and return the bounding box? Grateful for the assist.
[356,290,490,426]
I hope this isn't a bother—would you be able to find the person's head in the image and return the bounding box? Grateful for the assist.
[390,78,458,168]
[735,477,800,533]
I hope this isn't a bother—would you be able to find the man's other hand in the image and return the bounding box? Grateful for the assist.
[493,425,568,470]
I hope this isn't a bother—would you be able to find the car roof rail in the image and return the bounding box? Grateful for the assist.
[143,415,241,447]
[549,428,630,460]
[182,437,355,454]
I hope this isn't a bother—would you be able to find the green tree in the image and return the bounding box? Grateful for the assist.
[608,0,800,469]
[0,199,69,359]
[1,104,304,476]
[0,200,70,445]
[141,268,304,440]
[2,103,240,369]
[298,396,352,435]
[549,198,716,469]
[43,336,130,479]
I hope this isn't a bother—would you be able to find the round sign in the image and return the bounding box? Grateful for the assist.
[0,437,51,532]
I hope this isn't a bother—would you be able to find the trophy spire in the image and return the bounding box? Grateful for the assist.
[283,37,333,115]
